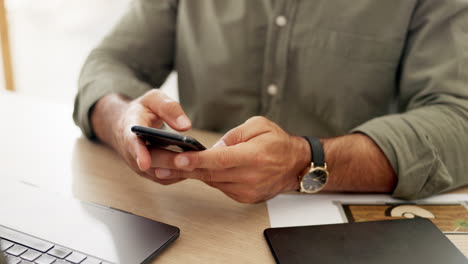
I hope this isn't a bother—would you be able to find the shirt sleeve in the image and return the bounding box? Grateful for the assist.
[73,0,178,139]
[351,0,468,199]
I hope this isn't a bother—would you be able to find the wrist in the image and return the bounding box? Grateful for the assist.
[289,136,311,191]
[320,137,338,191]
[91,93,129,147]
[320,134,397,192]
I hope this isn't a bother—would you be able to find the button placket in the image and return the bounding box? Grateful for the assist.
[267,84,278,96]
[275,15,287,27]
[265,1,297,122]
[260,1,296,118]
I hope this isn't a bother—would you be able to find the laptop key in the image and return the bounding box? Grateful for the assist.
[33,254,56,264]
[5,254,22,264]
[0,226,54,253]
[46,246,71,259]
[19,260,34,264]
[6,245,27,257]
[53,260,69,264]
[0,239,14,251]
[65,252,86,263]
[81,257,102,264]
[20,249,41,261]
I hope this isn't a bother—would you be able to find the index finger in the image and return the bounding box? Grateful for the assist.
[140,90,191,131]
[174,144,255,170]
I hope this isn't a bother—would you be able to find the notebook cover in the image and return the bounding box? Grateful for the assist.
[264,218,466,264]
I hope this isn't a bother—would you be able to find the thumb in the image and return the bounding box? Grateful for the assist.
[212,116,271,148]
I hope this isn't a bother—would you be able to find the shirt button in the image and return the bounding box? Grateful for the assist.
[267,84,278,96]
[275,16,287,27]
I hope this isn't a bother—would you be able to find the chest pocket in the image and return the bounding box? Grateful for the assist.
[287,28,405,135]
[283,0,415,135]
[301,29,402,65]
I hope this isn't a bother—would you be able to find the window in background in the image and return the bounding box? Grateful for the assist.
[3,0,131,103]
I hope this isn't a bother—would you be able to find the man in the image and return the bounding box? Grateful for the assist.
[74,0,468,203]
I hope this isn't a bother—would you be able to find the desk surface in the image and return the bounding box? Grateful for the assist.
[0,92,274,263]
[0,92,466,263]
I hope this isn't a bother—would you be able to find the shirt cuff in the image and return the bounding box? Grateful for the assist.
[350,115,453,200]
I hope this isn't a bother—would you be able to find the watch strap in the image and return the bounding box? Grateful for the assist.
[303,136,325,167]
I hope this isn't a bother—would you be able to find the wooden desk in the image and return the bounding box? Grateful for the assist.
[0,92,274,263]
[0,92,466,262]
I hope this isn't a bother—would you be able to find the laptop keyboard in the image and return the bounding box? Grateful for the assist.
[0,225,110,264]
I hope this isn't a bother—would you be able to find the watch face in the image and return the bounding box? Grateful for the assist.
[301,168,328,193]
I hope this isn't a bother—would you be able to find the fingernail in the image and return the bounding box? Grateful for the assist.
[175,155,190,167]
[137,157,142,170]
[176,115,191,128]
[155,168,171,179]
[212,139,226,148]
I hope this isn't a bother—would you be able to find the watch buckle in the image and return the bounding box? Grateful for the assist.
[311,162,327,170]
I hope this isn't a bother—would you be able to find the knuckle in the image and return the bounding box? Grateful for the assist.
[252,154,268,167]
[206,170,215,183]
[245,174,261,185]
[215,151,231,168]
[242,189,260,204]
[234,193,254,204]
[225,128,243,144]
[141,89,161,102]
[248,116,263,123]
[160,101,181,115]
[196,170,211,182]
[248,116,269,126]
[149,89,163,97]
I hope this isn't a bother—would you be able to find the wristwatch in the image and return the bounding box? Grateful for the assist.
[299,136,329,193]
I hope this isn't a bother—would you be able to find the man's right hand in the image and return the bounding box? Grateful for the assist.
[90,90,192,185]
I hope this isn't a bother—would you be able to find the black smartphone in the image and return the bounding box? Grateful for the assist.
[131,125,206,152]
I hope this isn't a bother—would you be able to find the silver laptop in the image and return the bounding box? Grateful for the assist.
[0,180,179,264]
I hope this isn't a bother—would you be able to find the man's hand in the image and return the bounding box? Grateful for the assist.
[91,90,192,185]
[152,116,398,203]
[153,116,310,203]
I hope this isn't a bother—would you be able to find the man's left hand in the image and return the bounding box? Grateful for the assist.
[154,116,310,203]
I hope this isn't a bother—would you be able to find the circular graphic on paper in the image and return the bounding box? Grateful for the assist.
[386,205,436,219]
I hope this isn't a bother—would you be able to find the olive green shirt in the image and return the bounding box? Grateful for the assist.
[74,0,468,200]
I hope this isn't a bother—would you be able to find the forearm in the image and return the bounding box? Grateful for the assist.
[91,93,130,149]
[321,133,397,193]
[73,0,177,138]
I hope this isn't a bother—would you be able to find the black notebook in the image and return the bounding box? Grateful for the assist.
[264,218,467,264]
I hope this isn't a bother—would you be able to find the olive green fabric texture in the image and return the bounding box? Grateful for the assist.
[74,0,468,199]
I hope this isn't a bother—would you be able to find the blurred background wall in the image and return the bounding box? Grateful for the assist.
[1,0,178,104]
